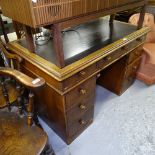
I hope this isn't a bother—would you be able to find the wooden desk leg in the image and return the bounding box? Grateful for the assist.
[24,25,35,53]
[137,4,146,29]
[13,21,22,39]
[53,24,65,68]
[109,14,115,24]
[109,23,114,40]
[0,14,9,43]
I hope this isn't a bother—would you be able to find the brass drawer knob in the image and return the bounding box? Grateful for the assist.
[79,119,86,125]
[80,89,87,95]
[133,66,137,70]
[97,73,101,78]
[79,104,86,110]
[135,51,140,55]
[80,71,86,76]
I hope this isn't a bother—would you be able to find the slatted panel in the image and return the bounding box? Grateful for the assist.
[33,0,141,26]
[0,0,143,27]
[0,0,34,27]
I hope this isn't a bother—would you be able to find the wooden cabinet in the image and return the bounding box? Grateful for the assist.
[97,45,143,95]
[8,20,150,144]
[65,76,96,143]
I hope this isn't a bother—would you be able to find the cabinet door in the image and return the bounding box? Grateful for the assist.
[97,56,128,95]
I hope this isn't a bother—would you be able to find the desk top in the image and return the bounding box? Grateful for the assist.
[19,19,137,65]
[9,20,150,81]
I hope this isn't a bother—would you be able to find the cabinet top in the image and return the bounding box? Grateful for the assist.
[8,20,150,81]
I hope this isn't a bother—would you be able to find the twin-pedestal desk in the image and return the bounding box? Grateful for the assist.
[8,19,150,144]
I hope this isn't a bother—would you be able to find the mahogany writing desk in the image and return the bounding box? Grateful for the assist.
[8,19,150,144]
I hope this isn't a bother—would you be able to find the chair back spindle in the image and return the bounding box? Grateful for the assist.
[0,77,11,111]
[27,91,34,126]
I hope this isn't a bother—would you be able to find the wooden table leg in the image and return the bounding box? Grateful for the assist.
[109,14,116,24]
[24,25,35,53]
[137,4,146,29]
[13,21,22,39]
[0,13,9,43]
[53,24,65,68]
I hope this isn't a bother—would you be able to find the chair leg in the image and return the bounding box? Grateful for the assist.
[16,85,23,115]
[0,13,9,43]
[41,141,55,155]
[1,77,11,111]
[33,112,43,129]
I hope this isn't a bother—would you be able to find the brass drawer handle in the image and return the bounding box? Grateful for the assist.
[136,38,142,42]
[79,119,87,125]
[122,46,129,51]
[80,89,87,95]
[79,104,86,110]
[105,56,112,61]
[135,51,140,55]
[127,77,132,82]
[80,71,86,76]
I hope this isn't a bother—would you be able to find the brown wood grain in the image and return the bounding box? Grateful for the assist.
[0,112,47,155]
[0,0,147,28]
[0,67,45,91]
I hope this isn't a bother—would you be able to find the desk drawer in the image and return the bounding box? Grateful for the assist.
[125,37,143,50]
[63,64,97,90]
[66,95,95,125]
[97,47,126,69]
[67,106,93,138]
[97,37,144,70]
[65,76,96,110]
[127,45,143,65]
[125,58,141,79]
[121,58,141,93]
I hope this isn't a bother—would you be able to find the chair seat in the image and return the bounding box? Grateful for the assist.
[137,64,155,85]
[0,80,18,108]
[0,112,47,155]
[143,43,155,65]
[136,43,155,85]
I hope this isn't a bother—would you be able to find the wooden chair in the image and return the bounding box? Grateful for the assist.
[129,13,155,85]
[0,38,22,109]
[0,67,49,155]
[0,7,9,43]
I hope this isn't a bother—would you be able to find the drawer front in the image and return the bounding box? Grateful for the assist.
[121,58,141,93]
[97,48,124,69]
[67,106,94,138]
[63,64,97,90]
[127,45,143,65]
[125,58,141,79]
[125,37,143,50]
[97,37,144,70]
[66,93,95,125]
[65,76,96,110]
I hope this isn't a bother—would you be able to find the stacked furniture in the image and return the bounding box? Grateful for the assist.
[0,0,147,68]
[0,0,150,144]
